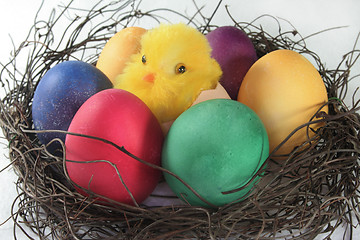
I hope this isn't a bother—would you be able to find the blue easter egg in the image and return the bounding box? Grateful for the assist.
[32,61,112,154]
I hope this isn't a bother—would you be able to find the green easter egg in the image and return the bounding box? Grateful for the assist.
[162,99,269,207]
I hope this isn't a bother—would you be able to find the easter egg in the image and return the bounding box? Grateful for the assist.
[162,99,269,207]
[161,83,231,135]
[65,89,164,205]
[207,26,257,100]
[96,27,147,83]
[191,82,231,106]
[32,61,112,154]
[238,49,329,156]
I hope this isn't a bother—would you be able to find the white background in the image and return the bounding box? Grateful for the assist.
[0,0,359,239]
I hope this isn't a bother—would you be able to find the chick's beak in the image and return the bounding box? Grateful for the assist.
[143,73,155,83]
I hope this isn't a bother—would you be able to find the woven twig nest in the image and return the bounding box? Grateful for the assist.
[1,1,360,239]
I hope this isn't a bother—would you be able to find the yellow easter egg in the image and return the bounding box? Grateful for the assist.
[238,49,328,156]
[96,27,147,83]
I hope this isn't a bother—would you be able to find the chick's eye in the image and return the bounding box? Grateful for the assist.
[175,63,186,74]
[142,55,146,64]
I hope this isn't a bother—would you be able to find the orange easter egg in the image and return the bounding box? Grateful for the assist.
[238,49,328,156]
[96,27,147,83]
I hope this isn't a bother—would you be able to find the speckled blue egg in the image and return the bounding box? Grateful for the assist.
[32,61,112,154]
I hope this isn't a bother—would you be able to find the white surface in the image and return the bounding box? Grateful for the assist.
[0,0,359,239]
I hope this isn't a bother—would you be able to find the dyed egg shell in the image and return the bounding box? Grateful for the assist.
[191,82,230,106]
[161,83,230,135]
[32,61,112,154]
[65,89,164,205]
[207,26,257,100]
[142,182,185,207]
[96,27,147,83]
[162,99,269,207]
[238,49,328,156]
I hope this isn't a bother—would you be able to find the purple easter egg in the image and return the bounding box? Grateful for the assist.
[207,26,258,99]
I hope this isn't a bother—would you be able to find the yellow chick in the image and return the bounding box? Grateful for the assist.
[114,23,222,123]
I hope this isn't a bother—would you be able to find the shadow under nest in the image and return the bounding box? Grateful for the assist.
[0,0,360,239]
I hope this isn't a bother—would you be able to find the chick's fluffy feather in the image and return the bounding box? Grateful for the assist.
[114,23,222,123]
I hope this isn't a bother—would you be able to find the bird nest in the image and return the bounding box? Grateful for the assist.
[1,1,360,239]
